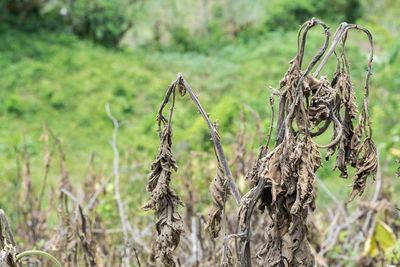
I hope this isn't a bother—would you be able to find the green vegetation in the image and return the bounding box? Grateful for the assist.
[1,23,399,203]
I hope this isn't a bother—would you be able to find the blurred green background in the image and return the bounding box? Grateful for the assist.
[0,0,399,221]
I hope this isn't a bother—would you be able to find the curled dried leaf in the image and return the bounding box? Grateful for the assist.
[178,83,186,96]
[308,76,337,126]
[143,124,183,267]
[238,187,257,232]
[350,138,378,201]
[245,146,268,188]
[206,164,229,238]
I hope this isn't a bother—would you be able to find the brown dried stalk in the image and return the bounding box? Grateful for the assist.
[20,141,35,216]
[77,206,102,267]
[177,75,241,205]
[45,127,79,266]
[39,121,51,207]
[177,75,241,238]
[145,73,244,264]
[18,136,49,247]
[143,80,184,266]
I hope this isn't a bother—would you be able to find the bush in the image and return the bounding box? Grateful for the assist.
[264,0,362,30]
[1,0,134,47]
[65,0,132,47]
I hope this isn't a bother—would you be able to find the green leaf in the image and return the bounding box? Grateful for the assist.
[364,219,396,257]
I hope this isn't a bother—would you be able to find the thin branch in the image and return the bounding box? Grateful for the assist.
[105,103,130,266]
[315,176,348,220]
[60,189,79,203]
[85,171,114,212]
[133,248,141,267]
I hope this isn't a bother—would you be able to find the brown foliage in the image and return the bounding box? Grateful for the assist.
[206,163,229,238]
[234,18,377,266]
[145,19,378,265]
[143,79,184,266]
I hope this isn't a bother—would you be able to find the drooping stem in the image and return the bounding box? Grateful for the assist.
[297,18,331,70]
[314,22,350,77]
[155,74,242,207]
[275,19,331,147]
[314,23,374,84]
[178,74,241,206]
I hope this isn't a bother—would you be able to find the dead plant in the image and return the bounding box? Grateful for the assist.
[147,18,379,266]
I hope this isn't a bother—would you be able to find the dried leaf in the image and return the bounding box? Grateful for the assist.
[350,138,378,201]
[143,124,183,267]
[206,164,229,238]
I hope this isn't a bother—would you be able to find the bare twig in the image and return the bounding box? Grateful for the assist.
[85,171,114,212]
[105,103,130,266]
[133,248,141,267]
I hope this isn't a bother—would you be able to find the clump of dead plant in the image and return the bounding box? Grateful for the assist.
[2,119,141,267]
[145,18,381,266]
[238,18,379,266]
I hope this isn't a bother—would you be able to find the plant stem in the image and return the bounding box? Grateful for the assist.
[16,250,61,267]
[179,74,242,206]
